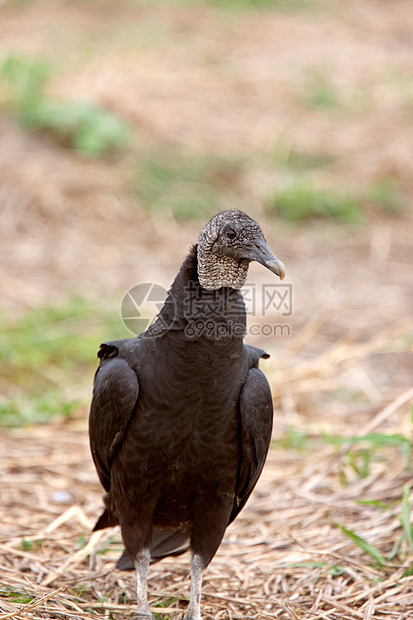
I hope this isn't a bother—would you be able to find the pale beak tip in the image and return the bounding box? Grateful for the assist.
[266,258,286,281]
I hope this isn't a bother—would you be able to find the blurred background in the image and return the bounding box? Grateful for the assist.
[1,1,413,617]
[1,0,412,429]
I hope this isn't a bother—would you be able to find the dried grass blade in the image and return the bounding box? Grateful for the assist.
[0,587,65,620]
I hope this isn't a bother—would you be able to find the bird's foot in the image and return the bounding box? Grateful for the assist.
[132,614,154,620]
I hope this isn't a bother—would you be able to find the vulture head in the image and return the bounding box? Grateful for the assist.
[197,209,285,290]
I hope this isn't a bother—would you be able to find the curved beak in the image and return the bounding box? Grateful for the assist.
[249,238,286,281]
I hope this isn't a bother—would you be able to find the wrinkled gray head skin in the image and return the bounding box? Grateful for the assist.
[197,210,285,290]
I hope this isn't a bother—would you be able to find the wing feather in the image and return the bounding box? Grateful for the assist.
[89,351,139,493]
[230,367,273,523]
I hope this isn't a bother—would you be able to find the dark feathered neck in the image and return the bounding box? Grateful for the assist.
[146,245,247,342]
[177,244,200,287]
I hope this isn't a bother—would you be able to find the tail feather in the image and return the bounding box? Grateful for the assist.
[116,526,190,570]
[93,507,117,531]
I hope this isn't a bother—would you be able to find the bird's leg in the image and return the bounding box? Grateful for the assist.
[184,553,205,620]
[133,548,154,620]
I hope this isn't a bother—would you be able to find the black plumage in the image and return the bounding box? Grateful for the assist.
[89,210,285,620]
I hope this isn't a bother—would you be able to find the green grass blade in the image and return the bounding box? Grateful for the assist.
[387,536,403,562]
[401,485,413,552]
[332,521,386,566]
[323,432,410,448]
[356,499,392,510]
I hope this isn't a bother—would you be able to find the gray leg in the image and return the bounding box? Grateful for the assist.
[184,553,204,620]
[133,549,154,620]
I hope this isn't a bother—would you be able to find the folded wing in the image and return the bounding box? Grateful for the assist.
[231,366,273,524]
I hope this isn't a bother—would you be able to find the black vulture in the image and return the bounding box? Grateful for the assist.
[89,209,285,620]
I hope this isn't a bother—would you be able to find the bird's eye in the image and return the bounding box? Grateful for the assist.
[226,229,236,240]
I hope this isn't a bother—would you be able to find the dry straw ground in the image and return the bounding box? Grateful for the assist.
[1,1,413,619]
